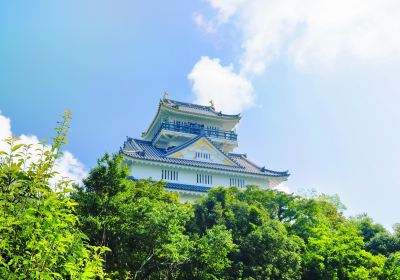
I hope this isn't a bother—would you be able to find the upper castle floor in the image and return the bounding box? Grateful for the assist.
[141,94,241,152]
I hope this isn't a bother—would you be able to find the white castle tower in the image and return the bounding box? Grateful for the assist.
[121,94,289,200]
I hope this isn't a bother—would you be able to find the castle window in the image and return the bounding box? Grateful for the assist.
[197,173,212,185]
[162,169,178,181]
[230,178,245,188]
[196,152,210,160]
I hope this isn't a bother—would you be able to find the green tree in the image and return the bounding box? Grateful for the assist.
[366,232,400,256]
[74,154,193,279]
[302,223,385,279]
[382,252,400,280]
[238,186,389,280]
[350,214,386,243]
[0,111,106,279]
[181,225,236,280]
[188,186,303,280]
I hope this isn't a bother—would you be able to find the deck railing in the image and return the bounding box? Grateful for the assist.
[156,121,237,141]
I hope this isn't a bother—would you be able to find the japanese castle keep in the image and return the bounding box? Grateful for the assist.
[121,94,289,200]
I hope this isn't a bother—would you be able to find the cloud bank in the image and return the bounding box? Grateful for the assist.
[188,56,254,114]
[189,0,400,113]
[274,182,291,194]
[0,112,87,184]
[200,0,400,73]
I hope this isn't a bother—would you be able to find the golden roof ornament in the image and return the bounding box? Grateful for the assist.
[163,92,169,101]
[209,99,215,109]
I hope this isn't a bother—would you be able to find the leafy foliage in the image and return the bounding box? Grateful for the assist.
[302,223,385,279]
[74,154,234,279]
[181,225,236,279]
[382,252,400,279]
[0,111,107,279]
[1,113,399,279]
[351,214,386,242]
[72,153,399,280]
[188,187,304,280]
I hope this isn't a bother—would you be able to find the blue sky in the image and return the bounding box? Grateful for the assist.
[1,1,399,229]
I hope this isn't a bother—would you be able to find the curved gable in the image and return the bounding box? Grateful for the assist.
[166,136,237,166]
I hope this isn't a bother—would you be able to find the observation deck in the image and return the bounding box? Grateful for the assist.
[152,121,238,152]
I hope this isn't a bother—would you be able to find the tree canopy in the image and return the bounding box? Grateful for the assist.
[1,112,399,279]
[0,112,107,279]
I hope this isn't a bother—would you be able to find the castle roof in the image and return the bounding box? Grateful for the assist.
[128,176,211,193]
[122,137,289,178]
[163,134,238,166]
[161,98,241,119]
[143,97,240,141]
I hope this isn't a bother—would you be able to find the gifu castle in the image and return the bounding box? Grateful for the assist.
[121,94,289,200]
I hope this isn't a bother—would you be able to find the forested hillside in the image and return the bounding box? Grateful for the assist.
[0,114,399,279]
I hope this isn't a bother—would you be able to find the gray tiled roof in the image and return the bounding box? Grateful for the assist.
[162,99,241,119]
[128,176,210,193]
[165,182,210,193]
[122,137,289,178]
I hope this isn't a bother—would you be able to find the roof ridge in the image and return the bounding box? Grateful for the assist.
[163,135,241,167]
[238,155,262,170]
[128,176,211,193]
[132,138,152,144]
[229,152,247,157]
[123,150,288,177]
[238,155,289,176]
[162,98,241,118]
[168,99,212,109]
[260,167,290,175]
[163,134,203,156]
[122,139,289,177]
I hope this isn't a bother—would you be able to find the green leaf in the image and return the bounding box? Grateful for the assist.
[11,143,24,152]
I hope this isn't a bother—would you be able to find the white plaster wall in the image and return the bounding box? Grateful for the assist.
[128,159,270,189]
[170,138,234,165]
[161,110,239,132]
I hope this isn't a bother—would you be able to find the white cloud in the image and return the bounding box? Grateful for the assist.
[188,56,254,114]
[273,182,291,193]
[0,114,12,152]
[208,0,247,23]
[193,13,217,34]
[53,151,87,184]
[0,111,87,185]
[197,0,400,73]
[190,0,400,112]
